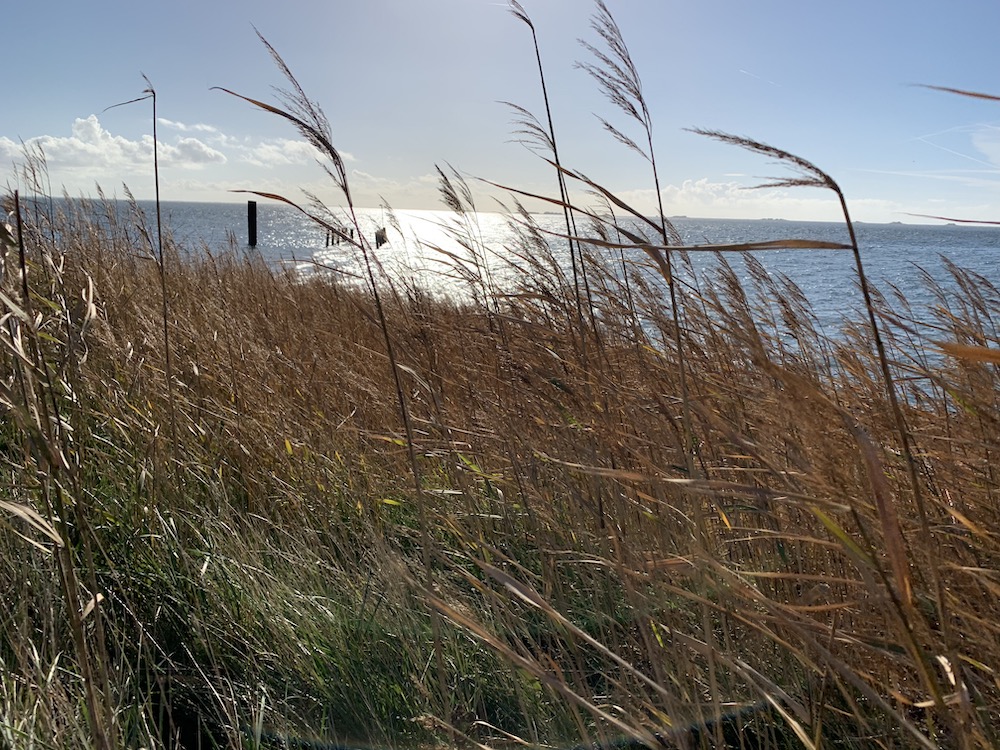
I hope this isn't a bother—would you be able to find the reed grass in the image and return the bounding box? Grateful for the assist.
[2,3,999,749]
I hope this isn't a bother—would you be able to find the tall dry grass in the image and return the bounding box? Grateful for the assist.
[2,3,1000,749]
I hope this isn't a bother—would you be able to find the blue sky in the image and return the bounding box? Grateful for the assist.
[3,0,999,223]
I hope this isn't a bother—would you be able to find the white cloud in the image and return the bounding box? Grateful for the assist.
[0,136,24,163]
[242,139,321,167]
[5,116,989,221]
[0,114,378,202]
[171,137,227,166]
[0,115,225,174]
[240,138,356,168]
[157,118,219,134]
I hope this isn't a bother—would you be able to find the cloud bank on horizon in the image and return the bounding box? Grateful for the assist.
[4,103,1000,225]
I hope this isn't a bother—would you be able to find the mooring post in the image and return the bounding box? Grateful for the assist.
[247,200,257,248]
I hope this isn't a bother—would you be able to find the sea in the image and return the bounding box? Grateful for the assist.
[141,200,1000,338]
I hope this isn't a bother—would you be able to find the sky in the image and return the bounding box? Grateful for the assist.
[3,0,1000,223]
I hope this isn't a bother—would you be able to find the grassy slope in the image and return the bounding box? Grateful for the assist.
[0,187,998,749]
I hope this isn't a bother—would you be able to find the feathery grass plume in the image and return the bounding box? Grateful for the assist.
[106,77,177,461]
[432,164,504,322]
[215,33,454,734]
[255,27,350,202]
[575,1,696,478]
[686,130,837,191]
[507,1,598,356]
[575,5,733,734]
[574,2,679,247]
[690,126,961,724]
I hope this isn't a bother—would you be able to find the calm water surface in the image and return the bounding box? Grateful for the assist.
[140,201,1000,336]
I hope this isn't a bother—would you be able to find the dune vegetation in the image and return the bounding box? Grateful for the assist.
[2,2,999,748]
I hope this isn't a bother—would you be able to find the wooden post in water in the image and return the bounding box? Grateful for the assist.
[247,200,257,248]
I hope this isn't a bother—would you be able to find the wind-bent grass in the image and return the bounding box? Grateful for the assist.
[2,5,1000,750]
[4,176,1000,748]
